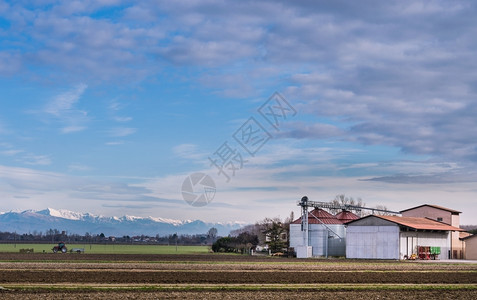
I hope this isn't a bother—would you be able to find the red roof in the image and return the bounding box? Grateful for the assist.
[291,208,343,225]
[335,210,360,223]
[400,204,461,214]
[374,215,464,231]
[461,234,477,241]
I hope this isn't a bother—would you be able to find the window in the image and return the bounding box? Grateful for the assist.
[437,217,443,222]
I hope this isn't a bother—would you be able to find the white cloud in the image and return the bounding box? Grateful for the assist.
[105,141,125,146]
[173,144,207,160]
[279,122,344,139]
[21,154,52,166]
[45,84,87,116]
[136,157,477,224]
[158,37,258,66]
[113,116,132,122]
[61,126,87,134]
[42,84,89,134]
[0,144,52,167]
[0,52,22,75]
[17,7,162,81]
[68,163,93,172]
[0,165,168,215]
[1,149,24,156]
[108,100,133,124]
[108,127,136,137]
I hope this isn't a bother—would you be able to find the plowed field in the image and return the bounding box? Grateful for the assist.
[0,253,476,299]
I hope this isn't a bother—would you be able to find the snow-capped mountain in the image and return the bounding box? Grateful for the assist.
[37,208,85,221]
[0,208,244,236]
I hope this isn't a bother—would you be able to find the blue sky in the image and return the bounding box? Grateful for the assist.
[1,0,476,224]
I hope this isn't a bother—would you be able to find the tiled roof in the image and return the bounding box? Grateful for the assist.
[400,204,461,214]
[335,210,360,223]
[291,208,343,225]
[375,215,464,231]
[460,233,477,241]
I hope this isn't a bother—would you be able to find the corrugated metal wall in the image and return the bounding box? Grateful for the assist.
[289,224,305,249]
[289,224,346,257]
[346,225,400,259]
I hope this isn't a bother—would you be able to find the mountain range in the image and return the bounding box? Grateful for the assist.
[0,208,244,237]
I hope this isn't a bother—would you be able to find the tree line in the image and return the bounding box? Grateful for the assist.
[0,227,220,245]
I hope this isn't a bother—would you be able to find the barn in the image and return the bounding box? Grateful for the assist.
[346,215,464,260]
[289,209,359,257]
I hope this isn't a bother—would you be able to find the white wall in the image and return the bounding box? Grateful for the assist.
[346,225,400,259]
[399,231,450,259]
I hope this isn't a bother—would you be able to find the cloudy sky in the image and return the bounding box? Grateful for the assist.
[1,0,476,224]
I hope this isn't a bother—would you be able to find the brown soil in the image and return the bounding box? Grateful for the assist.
[0,253,280,262]
[0,253,475,299]
[0,269,475,284]
[1,290,477,300]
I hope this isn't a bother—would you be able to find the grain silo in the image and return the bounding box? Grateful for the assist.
[289,208,352,257]
[336,210,360,223]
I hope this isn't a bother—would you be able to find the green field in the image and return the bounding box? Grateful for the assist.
[0,243,210,254]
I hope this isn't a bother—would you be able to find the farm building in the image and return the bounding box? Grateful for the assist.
[289,209,359,257]
[400,204,463,258]
[346,215,464,260]
[461,234,477,260]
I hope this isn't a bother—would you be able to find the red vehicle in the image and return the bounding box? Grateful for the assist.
[52,242,67,253]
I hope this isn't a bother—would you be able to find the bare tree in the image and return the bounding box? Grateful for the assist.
[207,227,218,243]
[329,194,366,216]
[207,227,218,239]
[230,224,261,238]
[369,205,392,216]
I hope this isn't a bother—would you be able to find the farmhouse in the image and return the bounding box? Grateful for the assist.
[289,209,359,257]
[345,215,463,260]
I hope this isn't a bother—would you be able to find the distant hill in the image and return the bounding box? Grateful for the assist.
[0,208,244,237]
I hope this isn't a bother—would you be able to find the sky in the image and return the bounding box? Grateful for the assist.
[0,0,476,225]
